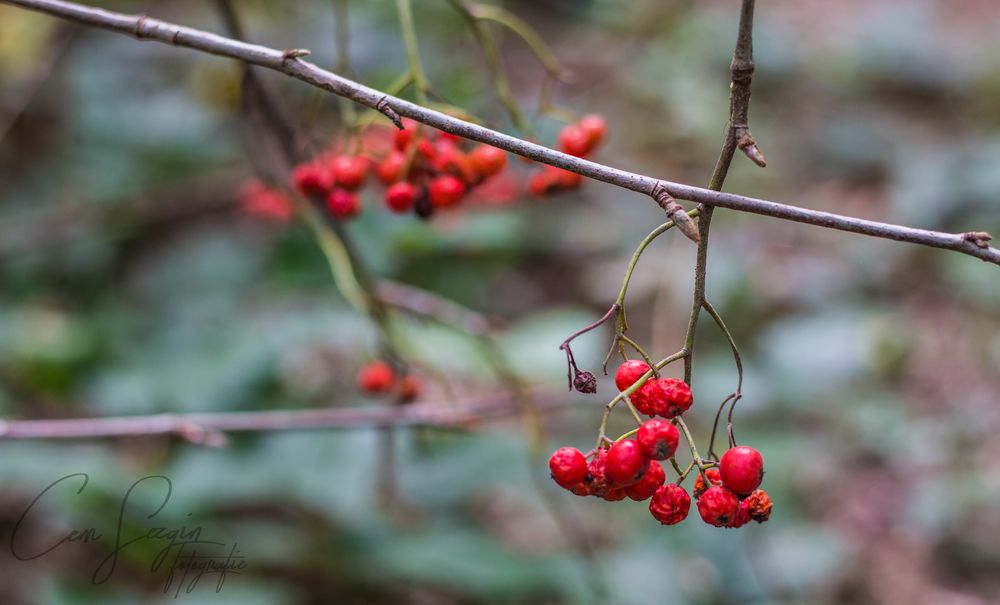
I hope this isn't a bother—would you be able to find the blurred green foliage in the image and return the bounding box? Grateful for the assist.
[1,1,999,604]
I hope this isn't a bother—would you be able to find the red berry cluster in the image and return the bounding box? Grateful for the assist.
[357,360,422,403]
[528,114,607,196]
[549,359,773,528]
[692,454,772,528]
[238,115,609,223]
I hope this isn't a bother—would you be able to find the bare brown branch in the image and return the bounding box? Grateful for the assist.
[1,0,997,266]
[0,389,576,442]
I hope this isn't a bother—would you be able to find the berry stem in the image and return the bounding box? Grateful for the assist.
[675,415,711,484]
[596,348,687,450]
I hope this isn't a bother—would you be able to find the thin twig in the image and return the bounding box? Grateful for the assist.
[3,0,997,265]
[0,389,577,441]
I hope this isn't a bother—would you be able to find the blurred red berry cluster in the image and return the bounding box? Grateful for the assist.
[357,360,422,403]
[528,114,607,196]
[238,115,609,222]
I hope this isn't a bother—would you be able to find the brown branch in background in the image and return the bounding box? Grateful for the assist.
[2,0,997,266]
[0,389,577,442]
[375,281,502,337]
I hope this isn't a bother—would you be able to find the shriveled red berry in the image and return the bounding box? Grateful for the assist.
[641,377,693,419]
[653,378,694,418]
[728,500,752,528]
[605,439,647,486]
[358,361,395,393]
[636,419,680,461]
[428,175,466,208]
[614,360,651,392]
[394,118,418,150]
[548,447,588,490]
[693,468,722,499]
[292,162,332,196]
[385,181,418,213]
[629,379,659,416]
[326,189,361,219]
[625,460,665,501]
[331,155,368,190]
[559,124,594,157]
[431,141,474,181]
[719,445,764,497]
[746,489,773,523]
[469,145,507,178]
[697,485,740,527]
[583,449,610,497]
[578,114,608,149]
[649,484,691,525]
[377,151,407,184]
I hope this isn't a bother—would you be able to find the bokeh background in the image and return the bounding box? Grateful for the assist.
[2,0,1000,603]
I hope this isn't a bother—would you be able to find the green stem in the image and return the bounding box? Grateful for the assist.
[445,0,531,134]
[470,4,563,78]
[396,0,429,105]
[332,0,358,127]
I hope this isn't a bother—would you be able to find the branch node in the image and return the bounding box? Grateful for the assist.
[281,48,312,62]
[134,15,150,38]
[175,420,228,448]
[963,231,993,249]
[735,127,767,168]
[651,182,700,243]
[376,96,404,130]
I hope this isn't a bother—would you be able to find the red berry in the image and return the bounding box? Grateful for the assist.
[292,162,332,196]
[602,487,627,502]
[746,489,773,523]
[652,378,693,418]
[583,449,610,497]
[394,118,418,150]
[719,445,764,497]
[469,145,507,178]
[358,361,395,393]
[417,139,437,160]
[625,460,665,501]
[331,155,368,190]
[636,419,680,460]
[635,377,693,419]
[605,439,647,486]
[649,484,691,525]
[697,486,740,527]
[238,180,292,223]
[728,500,752,528]
[377,151,407,184]
[428,175,466,208]
[385,181,418,213]
[629,380,659,416]
[559,124,594,157]
[693,468,722,499]
[546,165,582,188]
[578,114,608,149]
[326,189,361,219]
[399,375,422,402]
[614,360,651,392]
[528,170,560,196]
[431,141,474,181]
[548,447,588,490]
